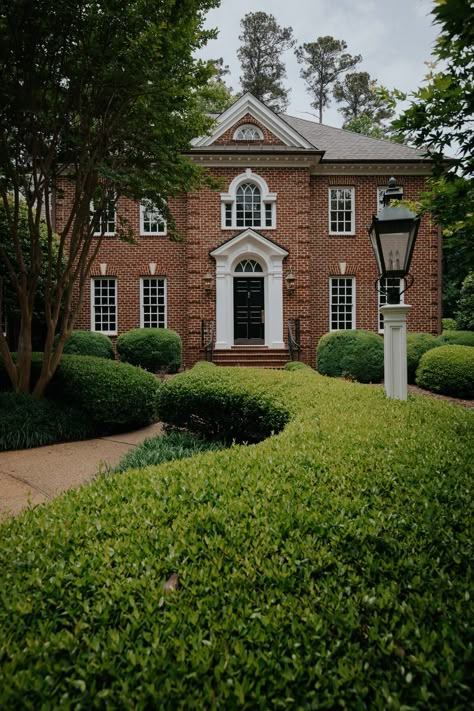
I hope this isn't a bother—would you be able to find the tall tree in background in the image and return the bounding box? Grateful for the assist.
[393,0,474,318]
[0,0,218,397]
[238,12,295,113]
[296,36,361,123]
[198,58,236,114]
[333,72,395,127]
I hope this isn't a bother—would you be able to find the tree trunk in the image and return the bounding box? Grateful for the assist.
[15,312,33,393]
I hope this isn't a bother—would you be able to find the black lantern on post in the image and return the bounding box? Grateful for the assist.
[368,178,420,304]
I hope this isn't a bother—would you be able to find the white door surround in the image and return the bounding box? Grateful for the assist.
[210,229,288,349]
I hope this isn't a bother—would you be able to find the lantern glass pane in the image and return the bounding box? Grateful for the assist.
[380,232,410,273]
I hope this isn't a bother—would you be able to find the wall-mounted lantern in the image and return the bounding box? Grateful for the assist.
[286,272,296,294]
[203,272,214,293]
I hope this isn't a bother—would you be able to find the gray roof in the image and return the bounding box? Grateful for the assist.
[282,115,430,163]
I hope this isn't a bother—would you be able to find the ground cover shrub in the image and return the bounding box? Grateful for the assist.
[113,430,226,473]
[157,364,290,443]
[436,329,474,347]
[317,329,384,383]
[117,328,181,373]
[57,330,115,359]
[0,392,95,451]
[0,368,472,708]
[416,344,474,398]
[284,361,313,372]
[50,355,160,433]
[406,333,440,383]
[442,317,457,330]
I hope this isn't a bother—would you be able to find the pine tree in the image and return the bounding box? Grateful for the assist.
[296,36,361,123]
[238,12,295,113]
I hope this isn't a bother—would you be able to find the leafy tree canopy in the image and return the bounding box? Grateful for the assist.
[0,0,219,396]
[238,12,295,113]
[197,58,237,114]
[296,36,361,123]
[333,71,395,128]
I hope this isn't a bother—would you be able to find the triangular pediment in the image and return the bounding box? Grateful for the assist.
[210,229,289,259]
[192,93,316,149]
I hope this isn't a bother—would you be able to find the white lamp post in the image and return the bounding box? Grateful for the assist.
[368,178,421,400]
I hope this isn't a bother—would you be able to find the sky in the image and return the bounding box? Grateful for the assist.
[198,0,440,127]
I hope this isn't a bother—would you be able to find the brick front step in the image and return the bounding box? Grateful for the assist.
[210,347,291,369]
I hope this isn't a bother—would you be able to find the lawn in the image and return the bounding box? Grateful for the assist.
[0,366,472,708]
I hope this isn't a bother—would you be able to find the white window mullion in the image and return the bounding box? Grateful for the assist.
[91,277,117,335]
[329,277,355,331]
[140,277,167,328]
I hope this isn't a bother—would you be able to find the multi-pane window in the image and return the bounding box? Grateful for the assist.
[140,278,166,328]
[330,277,355,330]
[235,259,263,273]
[329,188,354,234]
[236,183,262,227]
[234,125,263,140]
[140,201,166,235]
[92,278,117,334]
[378,277,403,332]
[221,172,276,229]
[92,196,116,235]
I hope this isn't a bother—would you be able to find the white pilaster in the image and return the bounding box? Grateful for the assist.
[380,304,412,400]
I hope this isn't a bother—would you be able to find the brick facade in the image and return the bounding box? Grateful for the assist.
[55,99,440,369]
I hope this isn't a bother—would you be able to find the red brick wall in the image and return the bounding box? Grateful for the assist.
[55,167,439,370]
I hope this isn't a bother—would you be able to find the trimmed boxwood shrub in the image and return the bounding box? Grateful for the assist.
[0,392,96,451]
[284,361,313,372]
[50,355,160,432]
[57,330,115,359]
[442,317,457,331]
[0,368,472,708]
[407,333,440,384]
[416,345,474,398]
[436,329,474,347]
[117,328,182,373]
[317,329,384,383]
[157,363,289,443]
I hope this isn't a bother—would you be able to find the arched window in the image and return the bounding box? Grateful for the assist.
[236,183,261,227]
[234,124,263,141]
[221,169,276,229]
[235,259,263,273]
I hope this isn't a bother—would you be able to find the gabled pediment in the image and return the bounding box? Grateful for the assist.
[193,93,316,149]
[210,229,288,260]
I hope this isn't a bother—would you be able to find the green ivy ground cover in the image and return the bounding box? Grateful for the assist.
[0,366,472,709]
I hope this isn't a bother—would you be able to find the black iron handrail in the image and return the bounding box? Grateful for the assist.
[201,319,215,362]
[287,318,301,361]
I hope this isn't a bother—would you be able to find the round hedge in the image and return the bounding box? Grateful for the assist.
[50,355,160,433]
[317,330,384,383]
[117,328,181,373]
[442,318,457,331]
[57,330,115,359]
[407,333,440,384]
[284,361,313,372]
[436,330,474,347]
[416,345,474,398]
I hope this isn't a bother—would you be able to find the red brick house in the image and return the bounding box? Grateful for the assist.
[56,93,440,368]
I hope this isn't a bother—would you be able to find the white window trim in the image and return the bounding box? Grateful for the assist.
[140,277,167,328]
[90,277,118,336]
[328,187,355,236]
[233,124,264,141]
[378,277,405,333]
[329,276,356,331]
[139,201,167,237]
[91,198,116,237]
[220,168,277,230]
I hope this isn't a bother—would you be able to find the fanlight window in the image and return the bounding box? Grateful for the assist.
[234,125,263,140]
[235,259,263,273]
[236,183,261,227]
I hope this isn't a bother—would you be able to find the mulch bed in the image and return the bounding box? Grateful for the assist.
[407,384,473,409]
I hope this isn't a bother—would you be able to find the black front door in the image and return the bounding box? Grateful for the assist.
[234,278,264,344]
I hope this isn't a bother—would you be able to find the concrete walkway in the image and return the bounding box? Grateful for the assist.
[0,422,163,520]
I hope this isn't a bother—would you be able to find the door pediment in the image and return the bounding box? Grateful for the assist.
[210,229,288,270]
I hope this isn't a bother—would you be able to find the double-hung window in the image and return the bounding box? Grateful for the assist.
[92,195,116,236]
[140,277,166,328]
[140,201,166,236]
[329,188,355,234]
[91,278,117,334]
[221,171,276,229]
[378,277,404,332]
[330,277,355,330]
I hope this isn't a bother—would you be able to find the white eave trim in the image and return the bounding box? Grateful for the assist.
[192,93,316,149]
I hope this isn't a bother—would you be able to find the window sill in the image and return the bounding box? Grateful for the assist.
[221,225,276,231]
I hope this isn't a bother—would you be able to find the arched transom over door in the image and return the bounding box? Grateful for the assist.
[233,260,265,344]
[210,229,288,350]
